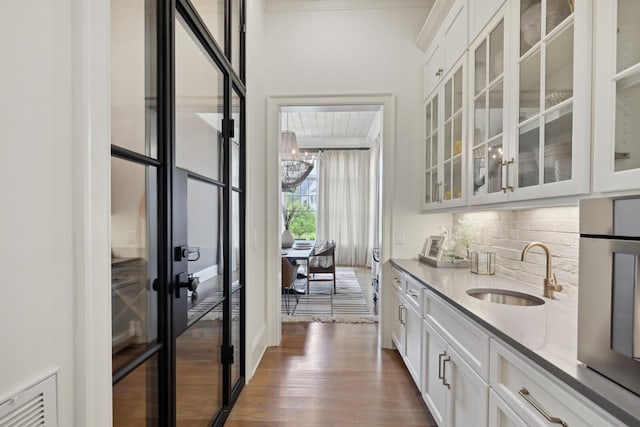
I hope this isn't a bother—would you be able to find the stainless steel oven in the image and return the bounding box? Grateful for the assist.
[578,196,640,396]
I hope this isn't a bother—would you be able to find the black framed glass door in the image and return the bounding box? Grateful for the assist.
[110,0,245,425]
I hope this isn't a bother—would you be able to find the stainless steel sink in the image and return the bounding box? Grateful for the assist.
[466,288,545,306]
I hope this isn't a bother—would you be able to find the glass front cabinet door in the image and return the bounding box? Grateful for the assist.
[593,0,640,192]
[424,59,467,209]
[469,11,509,205]
[506,0,591,201]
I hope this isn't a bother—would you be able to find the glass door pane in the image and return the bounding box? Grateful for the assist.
[518,122,540,187]
[113,355,159,426]
[175,176,225,427]
[617,0,640,72]
[174,14,228,426]
[190,0,225,51]
[231,191,242,388]
[545,26,573,109]
[472,19,504,198]
[111,158,159,372]
[176,17,225,182]
[614,1,640,173]
[517,2,574,190]
[615,73,640,172]
[519,51,541,122]
[110,0,158,158]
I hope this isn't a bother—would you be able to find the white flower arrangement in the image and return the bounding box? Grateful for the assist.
[453,218,476,258]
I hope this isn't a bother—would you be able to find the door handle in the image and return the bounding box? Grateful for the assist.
[438,352,446,380]
[174,272,199,298]
[501,158,514,193]
[442,355,451,389]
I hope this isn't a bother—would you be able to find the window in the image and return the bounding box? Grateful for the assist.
[283,158,317,240]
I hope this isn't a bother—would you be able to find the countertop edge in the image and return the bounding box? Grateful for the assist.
[390,259,639,426]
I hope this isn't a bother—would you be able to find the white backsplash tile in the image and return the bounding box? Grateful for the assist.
[454,206,579,298]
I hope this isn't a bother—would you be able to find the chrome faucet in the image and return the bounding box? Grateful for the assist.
[520,242,563,298]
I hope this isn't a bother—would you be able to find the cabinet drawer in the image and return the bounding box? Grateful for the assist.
[424,290,490,381]
[404,275,423,311]
[490,339,623,427]
[391,267,404,292]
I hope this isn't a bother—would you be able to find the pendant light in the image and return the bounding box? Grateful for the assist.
[280,112,314,191]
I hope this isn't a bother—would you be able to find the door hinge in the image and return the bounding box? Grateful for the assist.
[227,119,235,139]
[221,345,235,364]
[241,24,247,33]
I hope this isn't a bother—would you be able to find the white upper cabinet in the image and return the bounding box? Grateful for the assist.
[420,0,469,210]
[424,58,468,209]
[469,0,508,42]
[469,9,510,205]
[593,0,640,192]
[420,0,598,210]
[420,0,468,100]
[505,0,592,202]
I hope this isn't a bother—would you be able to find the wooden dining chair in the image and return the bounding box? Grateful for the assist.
[306,241,336,294]
[281,257,299,314]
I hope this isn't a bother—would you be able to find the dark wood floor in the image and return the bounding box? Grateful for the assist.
[226,323,437,426]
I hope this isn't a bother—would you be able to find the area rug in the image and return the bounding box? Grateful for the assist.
[282,267,378,323]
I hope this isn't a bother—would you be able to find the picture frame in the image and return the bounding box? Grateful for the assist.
[422,235,443,262]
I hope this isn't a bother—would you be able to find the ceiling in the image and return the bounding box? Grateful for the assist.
[281,105,381,150]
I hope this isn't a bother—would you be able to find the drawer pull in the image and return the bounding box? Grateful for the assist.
[442,355,451,389]
[407,289,419,298]
[518,387,568,427]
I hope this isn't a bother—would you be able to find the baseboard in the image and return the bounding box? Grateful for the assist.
[246,323,267,382]
[194,265,218,282]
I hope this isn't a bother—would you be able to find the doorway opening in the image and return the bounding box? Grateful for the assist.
[266,95,396,345]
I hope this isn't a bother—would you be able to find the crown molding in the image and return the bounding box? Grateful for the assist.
[265,0,432,13]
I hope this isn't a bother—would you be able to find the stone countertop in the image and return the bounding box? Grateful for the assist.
[390,259,640,426]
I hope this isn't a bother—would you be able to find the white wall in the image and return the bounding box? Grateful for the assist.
[0,1,75,425]
[264,5,450,260]
[244,0,269,379]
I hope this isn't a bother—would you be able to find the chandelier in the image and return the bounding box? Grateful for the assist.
[280,115,314,191]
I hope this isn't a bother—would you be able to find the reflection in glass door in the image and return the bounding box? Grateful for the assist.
[173,170,225,426]
[110,0,245,425]
[110,0,160,424]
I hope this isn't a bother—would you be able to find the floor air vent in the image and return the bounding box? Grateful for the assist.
[0,373,57,426]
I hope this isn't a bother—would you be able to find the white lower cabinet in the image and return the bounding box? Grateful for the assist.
[423,319,488,427]
[489,390,528,427]
[391,268,627,427]
[423,320,448,426]
[390,285,405,355]
[404,301,422,385]
[490,339,624,427]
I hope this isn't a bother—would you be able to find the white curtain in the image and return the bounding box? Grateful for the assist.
[317,149,375,266]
